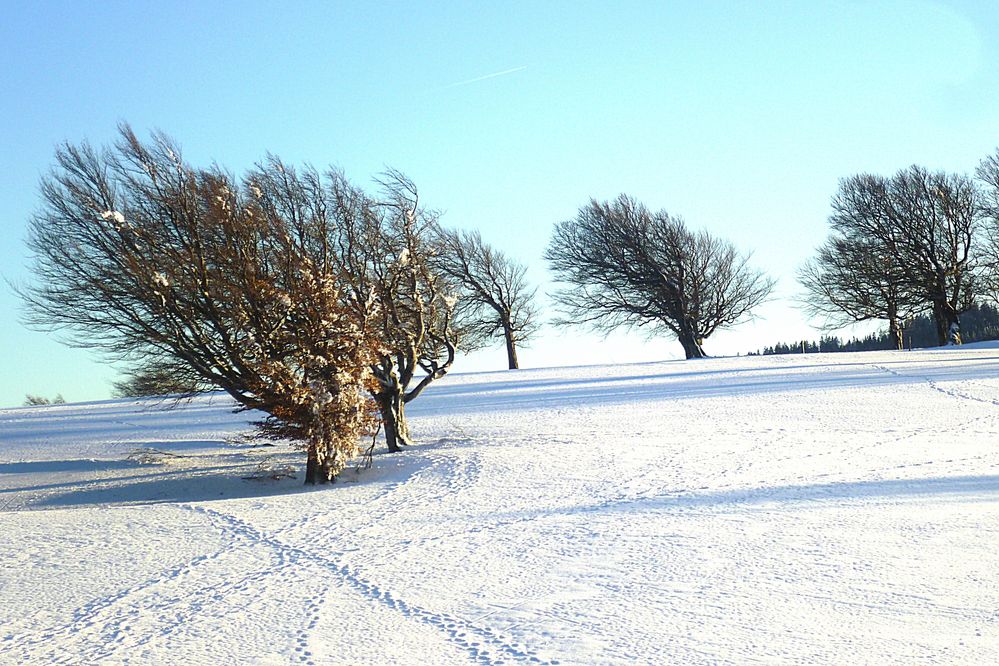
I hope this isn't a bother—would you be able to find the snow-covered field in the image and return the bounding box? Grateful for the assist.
[2,347,999,665]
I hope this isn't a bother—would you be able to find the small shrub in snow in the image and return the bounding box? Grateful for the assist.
[23,394,65,406]
[127,448,185,465]
[242,459,297,481]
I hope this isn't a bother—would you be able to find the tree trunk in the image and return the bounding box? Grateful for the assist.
[931,300,961,346]
[887,304,904,351]
[304,440,335,485]
[888,318,904,351]
[948,317,962,345]
[376,388,413,453]
[305,448,319,485]
[678,329,707,359]
[503,324,520,370]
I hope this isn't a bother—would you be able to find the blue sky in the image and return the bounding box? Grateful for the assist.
[2,0,998,407]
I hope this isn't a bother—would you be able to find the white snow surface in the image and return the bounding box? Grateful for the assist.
[2,348,999,665]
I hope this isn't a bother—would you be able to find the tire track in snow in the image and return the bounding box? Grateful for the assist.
[81,561,299,665]
[4,476,359,660]
[273,446,483,543]
[89,501,389,665]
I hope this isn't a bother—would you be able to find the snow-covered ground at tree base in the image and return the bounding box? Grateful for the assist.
[3,346,999,665]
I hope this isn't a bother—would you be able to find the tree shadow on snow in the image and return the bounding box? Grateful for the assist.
[19,443,438,510]
[485,474,999,525]
[0,459,141,474]
[414,356,999,417]
[26,462,312,508]
[669,474,999,509]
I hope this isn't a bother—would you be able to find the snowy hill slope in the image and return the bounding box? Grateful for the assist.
[2,348,999,664]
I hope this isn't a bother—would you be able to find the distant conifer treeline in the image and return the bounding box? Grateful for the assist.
[753,303,999,355]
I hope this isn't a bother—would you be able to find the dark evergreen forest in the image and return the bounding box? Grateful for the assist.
[754,303,999,355]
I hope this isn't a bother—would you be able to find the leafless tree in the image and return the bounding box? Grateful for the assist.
[24,394,65,406]
[433,228,540,369]
[892,166,979,344]
[820,168,980,346]
[976,149,999,305]
[358,172,463,452]
[799,235,922,350]
[545,195,774,359]
[21,126,379,483]
[112,359,203,398]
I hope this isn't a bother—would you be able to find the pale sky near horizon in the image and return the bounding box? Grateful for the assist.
[2,0,999,408]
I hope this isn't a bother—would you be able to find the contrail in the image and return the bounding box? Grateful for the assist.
[442,65,528,89]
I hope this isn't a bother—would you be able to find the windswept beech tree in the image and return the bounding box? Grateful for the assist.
[545,195,774,358]
[356,172,464,452]
[799,234,922,350]
[881,167,979,346]
[433,228,540,369]
[22,126,385,483]
[816,168,980,346]
[976,149,999,304]
[246,164,465,453]
[800,174,914,349]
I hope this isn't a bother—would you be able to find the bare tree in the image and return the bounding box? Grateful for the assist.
[21,126,379,483]
[24,394,65,406]
[799,235,922,350]
[545,195,774,359]
[246,164,464,453]
[358,172,462,452]
[892,167,979,344]
[976,149,999,304]
[821,168,980,346]
[433,228,540,369]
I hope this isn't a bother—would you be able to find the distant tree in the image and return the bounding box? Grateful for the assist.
[760,302,999,355]
[545,195,774,359]
[799,233,922,350]
[976,149,999,304]
[23,394,64,406]
[21,126,379,483]
[112,360,203,398]
[891,166,979,344]
[433,227,540,369]
[818,168,981,346]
